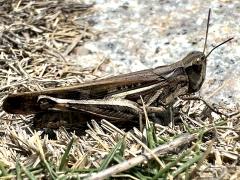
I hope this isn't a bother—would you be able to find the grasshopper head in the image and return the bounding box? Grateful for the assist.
[181,51,207,93]
[181,9,233,93]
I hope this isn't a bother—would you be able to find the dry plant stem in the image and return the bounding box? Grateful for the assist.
[181,96,232,117]
[128,131,164,167]
[86,133,198,180]
[63,34,84,56]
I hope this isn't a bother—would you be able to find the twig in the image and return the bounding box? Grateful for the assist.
[63,34,84,56]
[85,133,197,180]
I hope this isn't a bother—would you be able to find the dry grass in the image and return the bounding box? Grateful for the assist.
[0,0,239,179]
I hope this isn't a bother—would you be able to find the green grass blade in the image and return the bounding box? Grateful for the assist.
[153,146,196,179]
[119,135,126,157]
[19,163,36,180]
[59,138,75,171]
[172,153,202,178]
[146,123,156,149]
[16,160,22,180]
[41,159,57,179]
[98,138,124,171]
[0,161,8,176]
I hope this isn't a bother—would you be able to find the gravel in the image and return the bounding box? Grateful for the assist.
[78,0,240,107]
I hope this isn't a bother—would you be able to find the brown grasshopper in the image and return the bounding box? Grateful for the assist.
[2,9,233,129]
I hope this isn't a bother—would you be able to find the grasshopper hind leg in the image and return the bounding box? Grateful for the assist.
[32,111,93,137]
[31,110,139,138]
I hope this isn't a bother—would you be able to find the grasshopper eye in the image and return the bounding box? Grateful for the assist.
[200,56,205,61]
[196,56,205,63]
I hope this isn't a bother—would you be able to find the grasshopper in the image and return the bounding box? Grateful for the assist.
[2,9,233,129]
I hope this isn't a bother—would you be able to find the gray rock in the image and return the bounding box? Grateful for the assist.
[80,0,240,107]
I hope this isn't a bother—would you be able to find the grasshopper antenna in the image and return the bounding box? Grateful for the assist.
[203,9,211,54]
[203,9,233,59]
[205,37,233,59]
